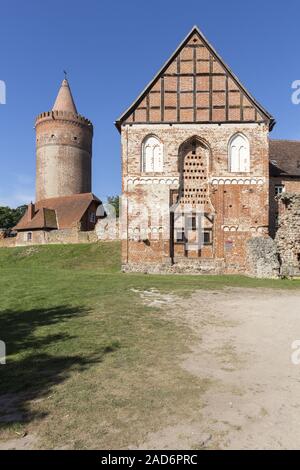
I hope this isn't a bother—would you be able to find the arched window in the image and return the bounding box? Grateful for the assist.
[229,134,250,172]
[142,135,163,172]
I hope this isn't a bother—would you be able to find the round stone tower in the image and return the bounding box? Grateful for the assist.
[35,78,93,201]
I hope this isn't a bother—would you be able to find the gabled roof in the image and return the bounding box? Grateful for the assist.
[115,26,275,131]
[15,193,101,231]
[269,139,300,177]
[14,207,58,231]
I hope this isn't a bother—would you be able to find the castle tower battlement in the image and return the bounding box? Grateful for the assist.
[35,78,93,201]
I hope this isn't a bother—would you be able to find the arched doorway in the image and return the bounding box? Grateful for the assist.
[170,136,214,260]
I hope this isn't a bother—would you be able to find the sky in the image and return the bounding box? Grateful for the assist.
[0,0,299,207]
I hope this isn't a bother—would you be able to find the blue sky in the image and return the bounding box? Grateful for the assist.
[0,0,299,207]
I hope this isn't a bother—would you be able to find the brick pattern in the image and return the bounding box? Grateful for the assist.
[123,33,265,126]
[179,138,210,207]
[121,123,270,273]
[35,111,93,201]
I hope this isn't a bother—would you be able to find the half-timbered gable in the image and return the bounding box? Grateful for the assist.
[116,26,274,130]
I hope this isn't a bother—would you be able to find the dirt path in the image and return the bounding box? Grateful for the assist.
[137,287,300,450]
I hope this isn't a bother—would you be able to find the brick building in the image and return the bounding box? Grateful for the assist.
[14,78,101,244]
[116,26,300,274]
[269,140,300,237]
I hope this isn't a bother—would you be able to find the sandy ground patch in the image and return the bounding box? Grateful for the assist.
[0,433,37,450]
[137,287,300,450]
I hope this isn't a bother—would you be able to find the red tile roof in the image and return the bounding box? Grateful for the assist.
[15,193,100,231]
[269,139,300,177]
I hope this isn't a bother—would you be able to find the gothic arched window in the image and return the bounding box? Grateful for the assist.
[229,134,250,172]
[142,135,163,172]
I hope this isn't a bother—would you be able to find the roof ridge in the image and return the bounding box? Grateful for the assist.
[270,138,300,143]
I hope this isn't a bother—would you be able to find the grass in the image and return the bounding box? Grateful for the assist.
[0,242,299,449]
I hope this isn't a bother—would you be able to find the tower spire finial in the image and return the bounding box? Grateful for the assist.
[63,70,67,80]
[52,76,77,114]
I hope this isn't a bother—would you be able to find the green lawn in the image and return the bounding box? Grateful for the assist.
[0,242,299,449]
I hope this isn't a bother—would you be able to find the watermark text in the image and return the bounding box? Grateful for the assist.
[0,80,6,104]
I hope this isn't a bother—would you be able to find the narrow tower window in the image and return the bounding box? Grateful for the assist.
[275,184,284,196]
[229,134,250,173]
[142,136,163,172]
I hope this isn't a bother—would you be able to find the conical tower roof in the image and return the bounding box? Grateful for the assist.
[52,78,77,114]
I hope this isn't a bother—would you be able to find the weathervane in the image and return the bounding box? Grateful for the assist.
[63,70,67,79]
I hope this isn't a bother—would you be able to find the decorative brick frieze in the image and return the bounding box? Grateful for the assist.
[210,177,265,185]
[126,176,179,188]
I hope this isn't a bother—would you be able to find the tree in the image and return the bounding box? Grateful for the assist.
[106,195,120,218]
[0,205,27,229]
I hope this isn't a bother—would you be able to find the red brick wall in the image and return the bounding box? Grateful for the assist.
[35,112,93,201]
[121,123,269,273]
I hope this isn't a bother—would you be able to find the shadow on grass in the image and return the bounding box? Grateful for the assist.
[0,305,118,429]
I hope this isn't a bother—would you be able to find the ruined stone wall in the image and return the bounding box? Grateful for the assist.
[269,176,300,238]
[121,122,269,273]
[276,193,300,276]
[246,236,279,278]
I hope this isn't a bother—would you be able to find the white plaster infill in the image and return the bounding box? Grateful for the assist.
[210,176,265,185]
[0,80,6,105]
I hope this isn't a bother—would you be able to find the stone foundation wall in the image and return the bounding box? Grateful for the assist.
[122,257,225,275]
[0,237,17,248]
[46,228,97,244]
[122,236,281,277]
[0,228,99,247]
[0,226,112,248]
